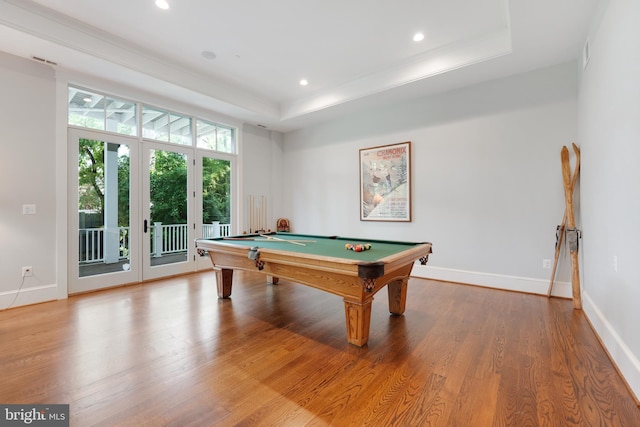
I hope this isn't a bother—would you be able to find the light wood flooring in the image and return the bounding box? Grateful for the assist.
[1,271,638,426]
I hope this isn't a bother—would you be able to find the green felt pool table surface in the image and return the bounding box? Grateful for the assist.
[207,232,427,262]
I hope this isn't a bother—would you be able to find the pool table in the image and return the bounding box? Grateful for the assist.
[195,232,432,346]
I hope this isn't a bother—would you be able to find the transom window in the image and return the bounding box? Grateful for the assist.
[68,87,137,136]
[68,85,237,154]
[141,106,192,145]
[197,120,236,153]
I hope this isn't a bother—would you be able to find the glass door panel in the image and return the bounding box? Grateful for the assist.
[202,157,231,238]
[143,144,194,279]
[197,154,233,270]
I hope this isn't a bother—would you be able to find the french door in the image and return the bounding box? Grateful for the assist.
[69,128,140,293]
[141,141,195,280]
[69,130,233,293]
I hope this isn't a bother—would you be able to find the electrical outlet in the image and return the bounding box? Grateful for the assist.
[22,266,33,277]
[542,259,552,269]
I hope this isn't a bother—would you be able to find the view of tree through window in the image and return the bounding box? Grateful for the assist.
[78,139,130,226]
[72,85,236,278]
[78,140,231,227]
[149,150,188,225]
[202,158,231,224]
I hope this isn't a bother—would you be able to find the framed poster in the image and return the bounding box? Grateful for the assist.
[359,141,411,221]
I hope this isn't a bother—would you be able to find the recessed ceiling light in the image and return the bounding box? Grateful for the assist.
[299,79,308,86]
[413,32,425,42]
[201,51,216,60]
[155,0,169,10]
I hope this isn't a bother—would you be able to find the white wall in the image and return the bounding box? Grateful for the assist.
[0,52,58,308]
[283,62,579,296]
[242,124,284,233]
[578,0,640,400]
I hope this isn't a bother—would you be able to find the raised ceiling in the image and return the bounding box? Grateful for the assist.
[0,0,600,132]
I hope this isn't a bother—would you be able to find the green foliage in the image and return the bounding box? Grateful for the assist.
[202,158,231,224]
[78,139,105,215]
[117,153,130,226]
[78,142,231,228]
[150,150,188,224]
[79,139,131,227]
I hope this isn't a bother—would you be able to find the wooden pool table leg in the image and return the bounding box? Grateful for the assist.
[387,277,409,315]
[343,297,373,347]
[215,268,233,298]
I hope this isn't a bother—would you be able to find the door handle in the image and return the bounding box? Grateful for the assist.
[144,219,148,233]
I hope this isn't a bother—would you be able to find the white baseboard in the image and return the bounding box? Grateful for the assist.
[0,284,59,310]
[582,291,640,403]
[411,264,573,298]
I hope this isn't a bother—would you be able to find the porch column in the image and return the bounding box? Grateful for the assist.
[211,221,221,238]
[153,222,163,257]
[104,142,120,264]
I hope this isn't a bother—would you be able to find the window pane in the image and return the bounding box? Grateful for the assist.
[142,107,169,142]
[149,149,188,265]
[196,120,236,153]
[169,114,192,146]
[68,88,105,130]
[202,157,231,238]
[196,121,217,150]
[106,97,137,136]
[217,126,234,153]
[78,139,132,277]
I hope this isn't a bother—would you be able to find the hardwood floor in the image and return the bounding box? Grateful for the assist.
[1,271,638,426]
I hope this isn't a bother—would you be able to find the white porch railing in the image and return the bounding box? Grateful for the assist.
[79,222,231,264]
[79,227,130,263]
[202,221,232,239]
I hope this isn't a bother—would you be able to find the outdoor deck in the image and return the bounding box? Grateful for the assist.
[79,252,189,277]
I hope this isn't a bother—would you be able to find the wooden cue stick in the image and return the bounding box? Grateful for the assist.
[254,239,316,242]
[259,195,262,230]
[260,234,306,246]
[249,196,253,232]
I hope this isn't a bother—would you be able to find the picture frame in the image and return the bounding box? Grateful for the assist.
[359,141,411,222]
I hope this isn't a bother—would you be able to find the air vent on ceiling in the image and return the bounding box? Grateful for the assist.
[31,56,58,66]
